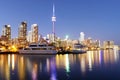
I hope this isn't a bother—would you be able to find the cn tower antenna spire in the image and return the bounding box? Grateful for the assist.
[53,3,55,17]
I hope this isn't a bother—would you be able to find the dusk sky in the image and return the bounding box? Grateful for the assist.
[0,0,120,44]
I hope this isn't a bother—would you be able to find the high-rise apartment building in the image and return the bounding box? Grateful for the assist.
[31,24,38,43]
[18,21,27,39]
[27,31,32,43]
[18,21,27,47]
[2,25,11,41]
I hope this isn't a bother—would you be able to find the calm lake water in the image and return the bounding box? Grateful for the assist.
[0,50,120,80]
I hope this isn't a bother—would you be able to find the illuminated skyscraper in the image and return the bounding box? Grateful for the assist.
[31,24,38,43]
[18,21,27,47]
[27,31,32,43]
[52,4,56,42]
[47,34,54,43]
[2,25,11,41]
[103,41,114,49]
[79,32,85,42]
[18,21,27,39]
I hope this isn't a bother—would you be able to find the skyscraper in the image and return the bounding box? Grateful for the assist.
[18,21,27,47]
[52,4,56,42]
[18,21,27,39]
[2,25,11,41]
[47,34,54,43]
[27,31,32,43]
[31,24,38,43]
[79,32,85,42]
[103,41,114,49]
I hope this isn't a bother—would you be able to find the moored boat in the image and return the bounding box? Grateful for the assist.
[19,43,57,55]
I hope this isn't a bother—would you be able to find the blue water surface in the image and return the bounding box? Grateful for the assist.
[0,50,120,80]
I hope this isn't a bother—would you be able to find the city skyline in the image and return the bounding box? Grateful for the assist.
[0,0,120,44]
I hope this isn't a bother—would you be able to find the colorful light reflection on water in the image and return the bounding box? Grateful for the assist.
[0,50,120,80]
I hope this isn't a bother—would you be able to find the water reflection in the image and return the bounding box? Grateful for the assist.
[18,56,25,80]
[0,50,119,80]
[50,57,57,80]
[55,50,120,75]
[12,54,15,71]
[32,63,38,80]
[65,54,70,73]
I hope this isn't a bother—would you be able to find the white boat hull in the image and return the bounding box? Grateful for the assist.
[19,50,57,55]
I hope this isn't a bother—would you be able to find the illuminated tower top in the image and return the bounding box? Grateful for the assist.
[52,4,56,22]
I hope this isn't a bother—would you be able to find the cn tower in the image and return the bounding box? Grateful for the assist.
[52,4,56,42]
